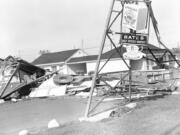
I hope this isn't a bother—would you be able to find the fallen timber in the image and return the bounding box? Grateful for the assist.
[0,57,179,100]
[2,70,59,100]
[96,69,180,96]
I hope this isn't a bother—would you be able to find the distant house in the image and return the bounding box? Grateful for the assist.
[32,49,87,74]
[32,44,173,75]
[67,53,129,74]
[171,47,180,68]
[67,44,172,74]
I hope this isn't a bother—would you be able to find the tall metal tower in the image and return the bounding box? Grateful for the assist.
[85,0,180,117]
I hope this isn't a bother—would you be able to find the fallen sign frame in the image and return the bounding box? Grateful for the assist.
[121,33,148,44]
[0,56,46,99]
[2,70,59,100]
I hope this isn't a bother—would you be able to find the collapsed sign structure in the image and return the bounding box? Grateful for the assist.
[0,56,46,100]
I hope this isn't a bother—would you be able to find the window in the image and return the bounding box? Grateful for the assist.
[51,66,57,72]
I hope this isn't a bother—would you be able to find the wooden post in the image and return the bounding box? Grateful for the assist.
[129,60,132,102]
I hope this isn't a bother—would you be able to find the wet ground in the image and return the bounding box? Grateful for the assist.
[32,94,180,135]
[0,96,119,135]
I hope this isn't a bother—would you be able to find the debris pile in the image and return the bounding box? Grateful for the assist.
[0,56,180,102]
[0,56,45,100]
[29,76,67,98]
[30,74,94,98]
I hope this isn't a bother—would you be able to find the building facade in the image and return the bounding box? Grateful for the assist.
[32,49,87,74]
[32,45,173,75]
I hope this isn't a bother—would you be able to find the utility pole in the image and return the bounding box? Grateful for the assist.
[73,45,76,49]
[81,39,84,51]
[18,50,21,59]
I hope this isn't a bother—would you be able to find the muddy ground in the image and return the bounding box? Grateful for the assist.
[0,96,119,135]
[34,94,180,135]
[1,94,180,135]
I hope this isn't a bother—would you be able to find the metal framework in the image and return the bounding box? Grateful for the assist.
[85,0,180,117]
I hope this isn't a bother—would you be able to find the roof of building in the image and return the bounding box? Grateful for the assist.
[68,44,166,63]
[32,49,79,65]
[142,44,166,54]
[0,56,45,76]
[171,48,180,54]
[68,55,98,63]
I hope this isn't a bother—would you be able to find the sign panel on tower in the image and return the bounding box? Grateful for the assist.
[123,3,148,31]
[122,33,147,44]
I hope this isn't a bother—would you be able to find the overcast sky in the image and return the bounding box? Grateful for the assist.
[0,0,179,61]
